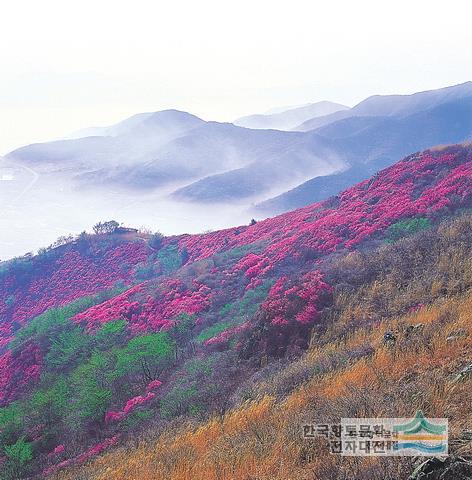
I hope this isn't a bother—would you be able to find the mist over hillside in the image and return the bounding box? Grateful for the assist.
[256,91,472,213]
[2,82,472,260]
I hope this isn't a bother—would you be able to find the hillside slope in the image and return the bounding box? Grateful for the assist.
[57,283,472,480]
[0,143,471,479]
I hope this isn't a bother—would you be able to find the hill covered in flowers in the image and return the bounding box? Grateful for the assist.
[0,143,471,479]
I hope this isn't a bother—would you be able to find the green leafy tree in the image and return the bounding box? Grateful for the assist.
[169,313,196,359]
[113,332,174,385]
[157,244,183,274]
[386,217,431,242]
[70,351,113,423]
[3,437,33,479]
[148,232,164,250]
[28,376,71,437]
[0,403,24,444]
[45,327,91,370]
[196,321,232,344]
[94,319,127,347]
[135,260,158,281]
[160,383,200,419]
[93,220,119,235]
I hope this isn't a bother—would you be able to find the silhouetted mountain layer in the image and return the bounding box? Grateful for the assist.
[255,92,472,214]
[234,101,348,130]
[295,81,472,131]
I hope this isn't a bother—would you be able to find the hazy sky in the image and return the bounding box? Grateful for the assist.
[1,0,471,154]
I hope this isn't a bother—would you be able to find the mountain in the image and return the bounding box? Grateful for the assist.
[295,81,472,131]
[256,91,472,214]
[65,112,155,139]
[174,83,472,206]
[255,165,374,215]
[7,112,346,194]
[0,143,471,479]
[66,109,208,140]
[171,130,346,202]
[3,83,472,261]
[234,101,348,130]
[9,110,206,174]
[263,103,310,115]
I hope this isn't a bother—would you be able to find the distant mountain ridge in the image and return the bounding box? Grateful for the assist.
[66,110,205,139]
[295,81,472,131]
[255,84,472,214]
[234,101,348,130]
[7,111,347,200]
[2,82,472,259]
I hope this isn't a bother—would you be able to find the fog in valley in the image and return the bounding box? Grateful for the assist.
[0,157,267,260]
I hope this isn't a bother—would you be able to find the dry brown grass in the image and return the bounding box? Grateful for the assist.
[54,292,472,480]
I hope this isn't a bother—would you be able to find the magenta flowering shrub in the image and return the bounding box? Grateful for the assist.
[122,392,156,414]
[53,444,65,455]
[105,391,157,423]
[231,253,272,290]
[47,444,65,457]
[73,278,212,333]
[42,436,120,476]
[72,284,148,330]
[104,411,125,423]
[77,435,120,461]
[290,271,333,324]
[0,351,13,405]
[262,271,332,327]
[204,322,250,346]
[0,241,150,345]
[145,379,163,392]
[0,342,42,406]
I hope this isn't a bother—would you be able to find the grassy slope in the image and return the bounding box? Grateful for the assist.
[54,213,472,480]
[0,144,471,479]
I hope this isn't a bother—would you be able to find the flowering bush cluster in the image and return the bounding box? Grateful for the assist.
[105,391,157,423]
[73,278,212,333]
[47,444,65,457]
[231,253,272,290]
[262,271,332,326]
[42,436,120,476]
[0,342,42,406]
[0,241,149,344]
[203,321,250,346]
[145,379,163,392]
